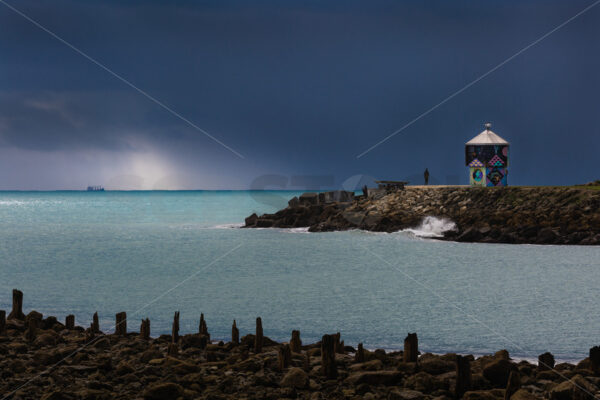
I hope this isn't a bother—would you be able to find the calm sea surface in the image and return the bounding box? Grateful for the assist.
[1,191,599,361]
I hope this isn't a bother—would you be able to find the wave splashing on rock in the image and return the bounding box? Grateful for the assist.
[402,216,457,238]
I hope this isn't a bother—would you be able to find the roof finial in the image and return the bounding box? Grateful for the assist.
[484,122,492,130]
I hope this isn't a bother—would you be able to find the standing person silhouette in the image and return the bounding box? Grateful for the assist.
[424,168,430,185]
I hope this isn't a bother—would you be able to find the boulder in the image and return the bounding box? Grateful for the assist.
[345,371,402,386]
[419,358,455,375]
[34,332,59,347]
[288,197,299,207]
[483,359,518,387]
[299,193,319,205]
[349,359,383,371]
[457,228,483,242]
[510,389,541,400]
[403,371,441,393]
[548,375,597,400]
[140,349,163,363]
[26,310,43,324]
[143,382,184,400]
[115,361,134,376]
[388,389,425,400]
[463,390,503,400]
[244,213,258,226]
[280,367,309,388]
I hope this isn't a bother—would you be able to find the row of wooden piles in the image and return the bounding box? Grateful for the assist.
[3,289,600,398]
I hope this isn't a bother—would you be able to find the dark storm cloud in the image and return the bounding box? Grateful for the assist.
[0,0,599,188]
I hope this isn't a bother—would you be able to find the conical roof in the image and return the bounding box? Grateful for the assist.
[466,123,509,145]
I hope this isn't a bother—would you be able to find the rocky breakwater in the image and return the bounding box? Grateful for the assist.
[3,289,600,399]
[244,187,600,245]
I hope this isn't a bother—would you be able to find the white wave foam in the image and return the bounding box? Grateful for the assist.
[283,227,310,233]
[213,223,244,229]
[0,200,28,206]
[401,216,457,238]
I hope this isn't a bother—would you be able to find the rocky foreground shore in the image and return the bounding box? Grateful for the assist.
[244,186,600,245]
[2,290,600,399]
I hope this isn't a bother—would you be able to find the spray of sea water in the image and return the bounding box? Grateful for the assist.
[401,216,457,238]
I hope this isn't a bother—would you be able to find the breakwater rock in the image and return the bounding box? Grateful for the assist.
[2,290,600,399]
[244,187,600,245]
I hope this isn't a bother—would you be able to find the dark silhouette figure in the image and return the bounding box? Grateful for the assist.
[424,168,430,185]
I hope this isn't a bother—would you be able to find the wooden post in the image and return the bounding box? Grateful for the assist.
[290,330,302,353]
[333,332,344,354]
[92,312,100,333]
[115,312,127,336]
[8,289,25,320]
[504,371,521,400]
[231,320,239,345]
[254,317,263,353]
[199,335,208,350]
[140,318,150,340]
[199,313,208,335]
[0,310,5,335]
[403,333,418,362]
[455,355,471,399]
[65,314,75,330]
[25,318,37,342]
[168,343,178,357]
[321,334,337,379]
[278,344,292,370]
[355,343,365,363]
[87,323,95,342]
[590,346,600,375]
[172,311,180,343]
[538,352,555,371]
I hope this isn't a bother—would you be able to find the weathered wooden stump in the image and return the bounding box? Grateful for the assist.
[92,312,100,333]
[231,320,239,345]
[199,334,208,350]
[538,352,555,371]
[0,310,6,335]
[65,314,75,330]
[140,318,150,340]
[167,343,179,356]
[25,318,37,342]
[321,334,337,378]
[355,343,365,363]
[86,323,95,342]
[455,355,471,399]
[278,344,292,370]
[403,333,418,362]
[290,330,302,353]
[199,313,208,335]
[255,317,263,353]
[590,346,600,374]
[172,311,180,343]
[8,289,25,320]
[504,370,521,400]
[333,332,344,354]
[115,312,127,336]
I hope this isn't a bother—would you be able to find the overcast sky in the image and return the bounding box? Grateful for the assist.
[0,0,598,190]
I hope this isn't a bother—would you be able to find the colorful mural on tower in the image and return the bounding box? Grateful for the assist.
[465,124,509,187]
[486,167,507,187]
[470,167,486,186]
[465,145,509,167]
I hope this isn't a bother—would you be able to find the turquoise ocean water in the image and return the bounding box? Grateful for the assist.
[1,191,599,362]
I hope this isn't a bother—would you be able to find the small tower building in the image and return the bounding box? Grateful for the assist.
[465,123,509,187]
